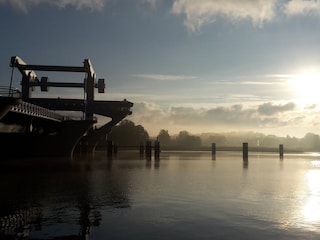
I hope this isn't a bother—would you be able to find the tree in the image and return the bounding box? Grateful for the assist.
[302,133,320,150]
[205,135,227,146]
[108,120,149,146]
[175,131,201,149]
[157,129,171,146]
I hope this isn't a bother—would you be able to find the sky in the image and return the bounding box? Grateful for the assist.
[1,0,320,137]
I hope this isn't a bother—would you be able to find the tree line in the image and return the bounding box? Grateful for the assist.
[107,120,320,151]
[107,120,201,150]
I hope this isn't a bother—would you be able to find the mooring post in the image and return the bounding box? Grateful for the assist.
[279,144,284,159]
[154,140,160,160]
[243,142,248,161]
[113,142,118,156]
[139,143,144,156]
[145,140,152,160]
[212,143,216,160]
[107,140,113,158]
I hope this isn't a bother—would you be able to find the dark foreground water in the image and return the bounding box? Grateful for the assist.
[1,151,320,239]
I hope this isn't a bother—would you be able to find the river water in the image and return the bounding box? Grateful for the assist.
[0,151,320,239]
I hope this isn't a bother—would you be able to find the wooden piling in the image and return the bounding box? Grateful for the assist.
[212,143,216,160]
[154,140,160,160]
[243,142,248,161]
[279,144,284,159]
[107,140,113,158]
[113,142,118,156]
[145,140,152,160]
[139,143,144,156]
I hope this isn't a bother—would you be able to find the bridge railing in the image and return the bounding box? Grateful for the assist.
[10,102,97,122]
[0,86,21,98]
[11,102,64,121]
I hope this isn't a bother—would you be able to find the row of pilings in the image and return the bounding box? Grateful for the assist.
[103,141,285,160]
[211,143,284,160]
[106,140,160,160]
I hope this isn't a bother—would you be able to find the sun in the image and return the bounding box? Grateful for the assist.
[289,71,320,100]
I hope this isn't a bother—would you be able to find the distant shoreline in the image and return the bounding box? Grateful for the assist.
[161,146,305,153]
[97,144,306,153]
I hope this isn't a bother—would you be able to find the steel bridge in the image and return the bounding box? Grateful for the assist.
[3,56,133,155]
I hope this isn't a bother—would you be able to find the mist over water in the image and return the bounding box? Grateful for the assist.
[0,151,319,239]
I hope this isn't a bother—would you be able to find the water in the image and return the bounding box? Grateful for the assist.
[1,151,320,239]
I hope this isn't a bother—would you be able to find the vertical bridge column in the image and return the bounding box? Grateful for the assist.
[84,59,95,120]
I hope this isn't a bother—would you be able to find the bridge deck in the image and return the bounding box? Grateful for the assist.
[11,102,64,122]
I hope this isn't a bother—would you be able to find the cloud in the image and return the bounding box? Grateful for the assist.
[305,104,317,110]
[132,74,197,81]
[140,0,159,8]
[284,0,320,16]
[171,0,277,32]
[266,74,295,80]
[258,102,296,116]
[128,101,302,135]
[0,0,161,12]
[171,0,320,32]
[218,80,285,86]
[0,0,106,12]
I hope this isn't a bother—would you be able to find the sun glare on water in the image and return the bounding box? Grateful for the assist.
[302,169,320,223]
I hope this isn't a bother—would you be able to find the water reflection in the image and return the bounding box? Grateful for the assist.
[0,207,42,238]
[0,157,130,239]
[303,195,320,222]
[311,160,320,168]
[1,152,320,239]
[302,169,320,223]
[243,160,249,169]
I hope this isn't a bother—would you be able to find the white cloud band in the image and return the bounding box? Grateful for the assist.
[0,0,106,12]
[171,0,320,32]
[172,0,277,32]
[284,0,320,16]
[132,74,197,81]
[3,0,320,30]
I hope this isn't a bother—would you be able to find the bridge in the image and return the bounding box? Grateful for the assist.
[0,56,133,157]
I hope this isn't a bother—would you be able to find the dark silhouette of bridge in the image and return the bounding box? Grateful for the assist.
[0,56,133,157]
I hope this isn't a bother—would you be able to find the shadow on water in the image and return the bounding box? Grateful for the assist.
[0,155,131,239]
